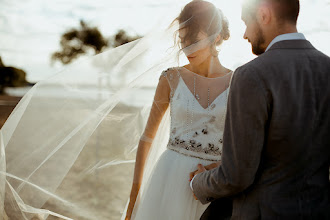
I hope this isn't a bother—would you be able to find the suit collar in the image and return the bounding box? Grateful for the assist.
[265,33,306,51]
[267,39,315,51]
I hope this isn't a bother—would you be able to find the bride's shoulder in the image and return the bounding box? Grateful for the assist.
[162,67,180,75]
[160,67,180,78]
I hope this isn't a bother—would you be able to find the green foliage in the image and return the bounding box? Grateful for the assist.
[52,20,141,65]
[51,20,109,65]
[112,29,141,48]
[0,57,29,94]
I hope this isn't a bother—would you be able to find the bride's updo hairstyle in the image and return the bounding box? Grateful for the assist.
[173,0,230,56]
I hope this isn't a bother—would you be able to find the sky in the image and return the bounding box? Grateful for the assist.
[0,0,329,82]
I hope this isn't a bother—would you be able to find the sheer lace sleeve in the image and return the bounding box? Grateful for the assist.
[131,69,172,187]
[139,69,171,143]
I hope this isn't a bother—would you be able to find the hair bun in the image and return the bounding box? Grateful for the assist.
[221,18,230,41]
[219,10,230,42]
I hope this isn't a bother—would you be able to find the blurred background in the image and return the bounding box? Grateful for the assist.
[0,0,329,219]
[1,0,329,127]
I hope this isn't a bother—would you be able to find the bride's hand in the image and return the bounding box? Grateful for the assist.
[125,183,140,220]
[189,161,221,181]
[204,161,221,170]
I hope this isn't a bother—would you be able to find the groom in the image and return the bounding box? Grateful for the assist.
[190,0,330,219]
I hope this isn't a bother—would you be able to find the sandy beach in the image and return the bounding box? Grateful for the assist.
[1,94,142,220]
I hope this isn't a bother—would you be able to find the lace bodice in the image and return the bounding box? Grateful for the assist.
[162,67,232,161]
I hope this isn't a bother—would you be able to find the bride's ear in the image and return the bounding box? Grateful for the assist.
[215,34,222,44]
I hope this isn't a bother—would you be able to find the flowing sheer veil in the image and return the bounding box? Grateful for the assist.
[0,1,240,219]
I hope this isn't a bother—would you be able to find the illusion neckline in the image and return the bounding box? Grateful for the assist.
[180,66,233,79]
[178,76,229,110]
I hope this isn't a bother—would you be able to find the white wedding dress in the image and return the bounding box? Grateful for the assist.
[131,67,232,220]
[0,18,237,218]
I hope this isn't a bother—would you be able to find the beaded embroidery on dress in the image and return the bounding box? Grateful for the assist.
[163,67,232,161]
[131,67,233,220]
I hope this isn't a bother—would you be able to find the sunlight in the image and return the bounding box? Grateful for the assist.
[0,0,329,81]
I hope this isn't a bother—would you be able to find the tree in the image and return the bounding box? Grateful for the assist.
[51,20,141,65]
[112,29,140,48]
[0,57,4,68]
[0,56,29,94]
[51,20,109,65]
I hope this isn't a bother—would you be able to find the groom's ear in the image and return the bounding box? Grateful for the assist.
[256,3,272,25]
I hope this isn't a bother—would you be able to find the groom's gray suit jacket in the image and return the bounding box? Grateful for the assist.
[192,39,330,219]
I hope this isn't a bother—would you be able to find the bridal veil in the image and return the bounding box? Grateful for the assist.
[0,1,240,219]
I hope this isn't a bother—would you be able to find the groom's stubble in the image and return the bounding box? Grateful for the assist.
[251,22,266,55]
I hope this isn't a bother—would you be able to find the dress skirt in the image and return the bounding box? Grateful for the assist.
[132,149,214,220]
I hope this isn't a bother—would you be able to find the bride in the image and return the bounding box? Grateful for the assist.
[125,1,233,219]
[0,0,236,219]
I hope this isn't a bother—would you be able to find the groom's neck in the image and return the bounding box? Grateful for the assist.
[264,23,298,49]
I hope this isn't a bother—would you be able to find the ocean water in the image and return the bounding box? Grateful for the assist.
[5,85,156,108]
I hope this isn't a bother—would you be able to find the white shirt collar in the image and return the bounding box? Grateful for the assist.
[265,33,306,52]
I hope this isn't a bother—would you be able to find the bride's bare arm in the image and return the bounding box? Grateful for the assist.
[133,73,170,184]
[125,72,170,219]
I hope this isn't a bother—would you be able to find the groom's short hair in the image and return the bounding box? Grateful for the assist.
[243,0,300,25]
